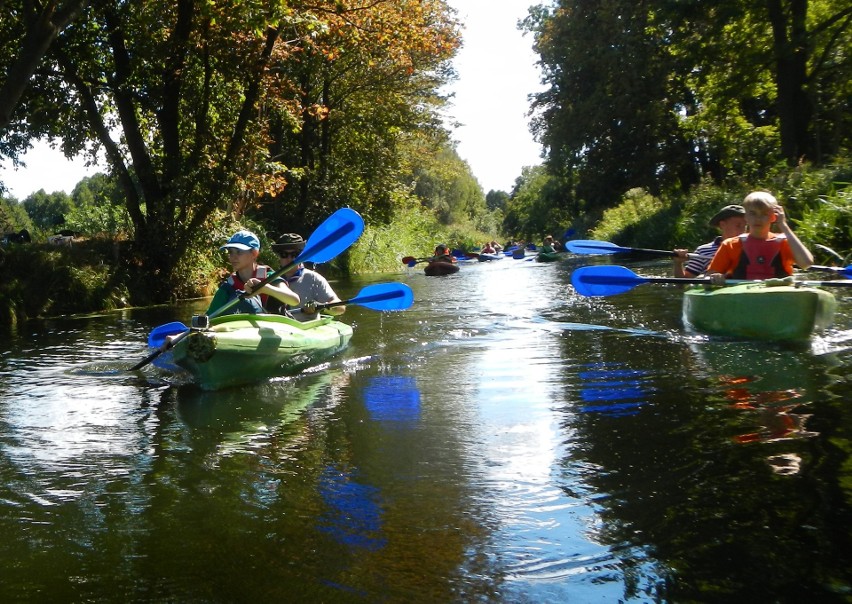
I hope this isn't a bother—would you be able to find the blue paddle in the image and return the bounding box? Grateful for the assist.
[131,208,365,370]
[571,265,852,297]
[313,282,414,312]
[145,282,413,349]
[566,239,701,259]
[809,265,852,278]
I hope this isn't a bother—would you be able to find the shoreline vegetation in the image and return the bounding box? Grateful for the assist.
[2,158,849,330]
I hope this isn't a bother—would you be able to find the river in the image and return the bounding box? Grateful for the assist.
[1,255,851,602]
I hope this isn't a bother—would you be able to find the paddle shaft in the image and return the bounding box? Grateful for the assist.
[595,274,851,288]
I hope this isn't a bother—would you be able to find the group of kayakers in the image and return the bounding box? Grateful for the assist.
[209,189,808,322]
[207,230,346,322]
[672,190,813,282]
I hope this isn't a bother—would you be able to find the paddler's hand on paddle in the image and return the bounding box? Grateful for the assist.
[709,272,726,286]
[673,249,689,263]
[302,301,318,315]
[244,278,262,296]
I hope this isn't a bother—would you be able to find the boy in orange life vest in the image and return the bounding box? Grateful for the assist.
[707,191,813,284]
[206,229,299,315]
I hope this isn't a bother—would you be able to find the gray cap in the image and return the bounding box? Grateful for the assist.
[709,204,745,227]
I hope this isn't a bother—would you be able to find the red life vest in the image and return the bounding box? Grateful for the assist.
[732,235,787,280]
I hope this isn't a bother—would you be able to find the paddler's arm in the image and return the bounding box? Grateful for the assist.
[774,205,813,269]
[323,296,345,316]
[245,278,300,306]
[673,249,689,278]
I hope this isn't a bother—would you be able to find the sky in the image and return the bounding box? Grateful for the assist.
[1,0,543,199]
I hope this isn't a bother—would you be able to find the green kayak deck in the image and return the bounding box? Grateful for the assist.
[683,281,836,341]
[171,313,353,390]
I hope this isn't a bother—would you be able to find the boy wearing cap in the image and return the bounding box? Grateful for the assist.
[206,229,299,315]
[673,204,747,278]
[271,233,345,321]
[708,191,813,282]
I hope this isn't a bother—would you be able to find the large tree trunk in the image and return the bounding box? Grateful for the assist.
[766,0,813,164]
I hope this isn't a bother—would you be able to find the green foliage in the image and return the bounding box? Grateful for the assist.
[0,242,128,324]
[412,144,487,225]
[63,173,133,238]
[347,202,444,273]
[525,0,852,218]
[0,195,33,233]
[486,190,509,213]
[589,188,673,246]
[796,184,851,263]
[503,166,573,241]
[21,189,73,232]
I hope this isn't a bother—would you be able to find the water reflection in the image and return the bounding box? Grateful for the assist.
[318,466,386,551]
[692,341,825,453]
[577,364,653,416]
[362,375,420,425]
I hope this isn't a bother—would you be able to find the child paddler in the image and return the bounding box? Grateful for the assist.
[708,191,814,284]
[206,230,299,315]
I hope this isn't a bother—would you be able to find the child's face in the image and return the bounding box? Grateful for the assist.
[227,248,256,271]
[745,204,776,232]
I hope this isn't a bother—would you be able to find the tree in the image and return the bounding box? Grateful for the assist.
[411,143,486,225]
[2,0,460,299]
[526,0,851,215]
[0,0,88,135]
[525,0,696,210]
[485,190,509,213]
[260,0,461,234]
[0,195,35,234]
[21,189,72,231]
[502,165,572,239]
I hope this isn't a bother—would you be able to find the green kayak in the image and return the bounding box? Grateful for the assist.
[536,251,560,262]
[170,313,353,390]
[683,281,837,341]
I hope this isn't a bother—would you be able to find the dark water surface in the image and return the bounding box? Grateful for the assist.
[2,257,851,602]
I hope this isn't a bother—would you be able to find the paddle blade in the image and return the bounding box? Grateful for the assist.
[565,240,624,255]
[147,321,188,348]
[401,256,417,265]
[348,283,414,311]
[809,264,852,279]
[571,265,645,297]
[296,208,364,265]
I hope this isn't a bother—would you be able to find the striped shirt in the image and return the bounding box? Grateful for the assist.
[683,236,722,276]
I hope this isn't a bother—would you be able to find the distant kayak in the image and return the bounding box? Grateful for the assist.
[424,260,460,276]
[477,253,502,262]
[536,251,560,262]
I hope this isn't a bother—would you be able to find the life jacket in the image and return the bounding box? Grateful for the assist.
[730,234,788,280]
[221,265,270,314]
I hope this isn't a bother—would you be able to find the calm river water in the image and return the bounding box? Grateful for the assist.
[1,255,851,602]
